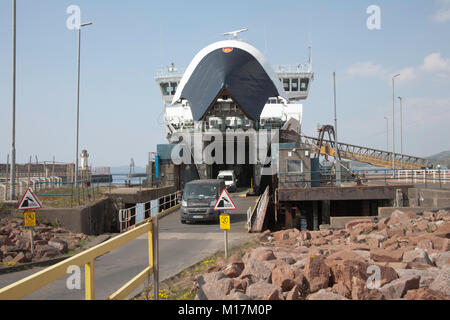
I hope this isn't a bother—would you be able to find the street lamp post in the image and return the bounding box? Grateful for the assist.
[398,97,404,170]
[392,74,400,176]
[384,117,389,151]
[10,0,17,201]
[75,22,93,204]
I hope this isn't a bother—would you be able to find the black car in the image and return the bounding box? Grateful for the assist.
[180,180,226,224]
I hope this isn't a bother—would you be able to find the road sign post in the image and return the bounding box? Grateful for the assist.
[220,213,231,258]
[18,188,42,257]
[214,189,236,260]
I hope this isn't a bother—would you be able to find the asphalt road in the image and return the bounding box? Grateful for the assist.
[0,196,258,300]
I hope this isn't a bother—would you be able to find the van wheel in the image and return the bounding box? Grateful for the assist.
[181,219,187,224]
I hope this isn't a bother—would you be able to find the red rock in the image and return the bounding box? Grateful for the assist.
[257,230,271,241]
[11,252,30,264]
[272,265,307,293]
[327,259,398,291]
[273,230,291,241]
[48,239,68,253]
[224,290,251,300]
[405,288,449,300]
[417,239,434,250]
[403,249,433,266]
[377,218,389,231]
[2,256,13,263]
[286,284,304,300]
[379,276,421,300]
[239,258,272,282]
[370,249,404,263]
[197,278,234,300]
[388,210,418,226]
[331,282,351,299]
[246,282,284,300]
[443,239,450,252]
[307,289,348,300]
[351,276,385,300]
[414,220,430,232]
[345,219,375,232]
[423,212,437,222]
[232,278,248,292]
[300,231,311,240]
[311,238,328,246]
[386,228,406,238]
[429,266,450,296]
[434,221,450,239]
[326,249,366,263]
[223,263,244,278]
[386,262,408,269]
[304,255,331,293]
[244,248,276,262]
[436,210,450,220]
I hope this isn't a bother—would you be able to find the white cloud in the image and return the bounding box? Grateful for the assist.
[346,61,389,78]
[346,53,450,84]
[395,52,450,84]
[433,0,450,23]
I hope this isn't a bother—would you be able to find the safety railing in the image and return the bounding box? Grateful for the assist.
[119,191,180,232]
[0,196,182,301]
[0,218,154,300]
[278,168,449,189]
[397,169,448,185]
[248,186,270,233]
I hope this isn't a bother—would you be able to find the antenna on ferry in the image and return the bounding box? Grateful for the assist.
[308,45,313,72]
[224,28,248,40]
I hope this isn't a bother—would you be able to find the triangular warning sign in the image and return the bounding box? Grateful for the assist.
[214,189,237,211]
[17,188,42,211]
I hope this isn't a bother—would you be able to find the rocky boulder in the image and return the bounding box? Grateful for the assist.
[429,265,450,296]
[378,275,421,300]
[304,255,331,293]
[246,282,284,300]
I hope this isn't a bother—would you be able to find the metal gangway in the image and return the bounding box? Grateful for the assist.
[302,135,429,170]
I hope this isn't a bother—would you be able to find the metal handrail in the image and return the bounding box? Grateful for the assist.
[119,191,180,232]
[0,218,155,300]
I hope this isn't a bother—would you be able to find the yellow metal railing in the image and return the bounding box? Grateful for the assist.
[0,204,181,300]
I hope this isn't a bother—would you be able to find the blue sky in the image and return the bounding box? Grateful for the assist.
[0,0,449,167]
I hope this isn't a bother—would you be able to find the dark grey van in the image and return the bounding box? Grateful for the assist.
[181,179,226,224]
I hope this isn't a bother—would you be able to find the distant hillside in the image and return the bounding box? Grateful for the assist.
[427,151,450,168]
[428,151,450,160]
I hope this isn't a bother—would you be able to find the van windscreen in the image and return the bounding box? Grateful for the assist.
[218,176,233,181]
[184,184,218,200]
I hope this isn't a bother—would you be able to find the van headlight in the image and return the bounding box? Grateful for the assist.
[182,201,188,207]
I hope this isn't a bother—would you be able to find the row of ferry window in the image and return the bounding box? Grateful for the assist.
[160,82,179,96]
[161,77,309,96]
[281,78,310,92]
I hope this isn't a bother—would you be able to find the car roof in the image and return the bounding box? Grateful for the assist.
[186,179,223,186]
[218,171,234,175]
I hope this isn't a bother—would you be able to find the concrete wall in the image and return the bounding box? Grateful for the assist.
[378,206,449,218]
[408,188,450,208]
[278,185,412,202]
[37,198,117,235]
